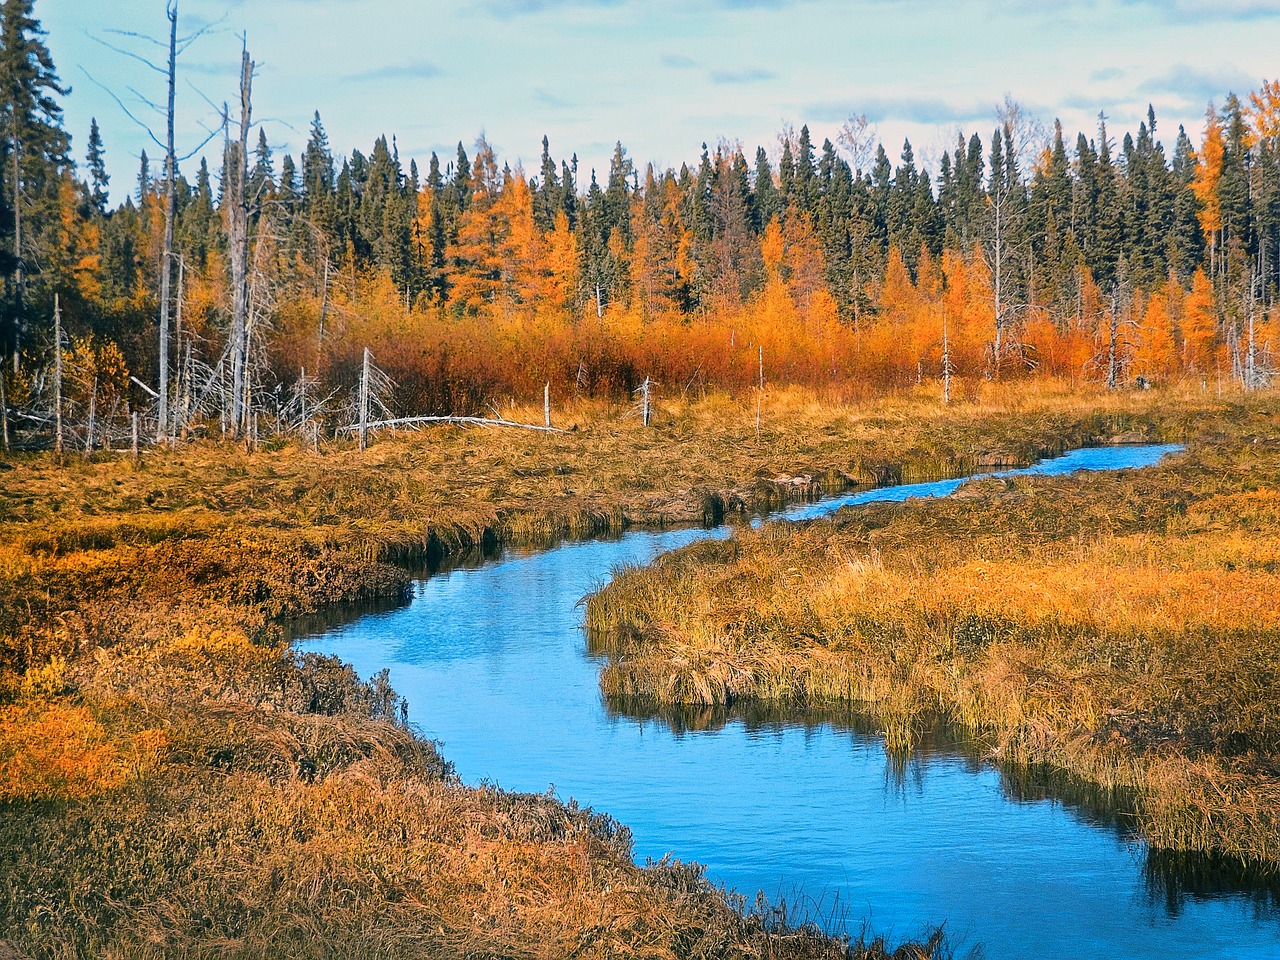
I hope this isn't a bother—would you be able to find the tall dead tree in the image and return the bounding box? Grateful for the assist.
[10,138,21,376]
[359,347,371,450]
[0,369,8,452]
[89,4,220,440]
[942,308,953,405]
[228,47,254,437]
[53,294,62,453]
[156,2,178,441]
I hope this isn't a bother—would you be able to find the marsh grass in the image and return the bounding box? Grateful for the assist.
[586,395,1280,865]
[0,382,1221,956]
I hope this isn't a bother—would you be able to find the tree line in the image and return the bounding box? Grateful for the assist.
[1,0,1278,449]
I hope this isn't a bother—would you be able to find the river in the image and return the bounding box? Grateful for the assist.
[300,444,1280,959]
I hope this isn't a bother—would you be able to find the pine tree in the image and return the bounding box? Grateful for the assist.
[0,0,69,364]
[277,154,297,213]
[301,111,335,241]
[534,134,561,232]
[136,150,150,204]
[751,145,777,232]
[778,139,796,210]
[870,144,892,249]
[1168,125,1203,279]
[249,127,274,207]
[85,117,109,214]
[1093,116,1124,286]
[794,124,816,216]
[177,156,216,267]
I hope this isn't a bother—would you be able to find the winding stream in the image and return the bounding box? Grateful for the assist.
[301,444,1280,959]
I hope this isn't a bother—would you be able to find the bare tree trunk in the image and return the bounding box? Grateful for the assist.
[132,410,139,459]
[157,3,178,442]
[942,309,952,405]
[318,256,329,346]
[359,346,370,451]
[11,136,21,374]
[1246,277,1259,391]
[85,375,98,456]
[991,189,1004,379]
[229,47,254,436]
[543,381,550,428]
[641,376,651,428]
[755,345,763,439]
[0,368,7,452]
[53,294,63,453]
[1107,288,1120,390]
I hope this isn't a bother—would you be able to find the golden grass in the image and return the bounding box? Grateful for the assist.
[586,394,1280,864]
[0,381,1228,956]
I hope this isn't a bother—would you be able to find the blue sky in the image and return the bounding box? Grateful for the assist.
[45,0,1280,204]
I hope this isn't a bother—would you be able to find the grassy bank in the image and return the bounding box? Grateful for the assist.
[0,383,1216,956]
[586,394,1280,866]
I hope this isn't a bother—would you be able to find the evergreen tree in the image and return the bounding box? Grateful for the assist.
[85,117,108,214]
[301,111,335,242]
[794,124,816,216]
[249,127,274,209]
[277,154,297,212]
[751,145,777,231]
[534,134,561,231]
[1168,125,1203,279]
[778,139,795,210]
[137,150,153,205]
[1218,94,1253,280]
[177,157,216,267]
[1092,117,1124,286]
[0,0,69,361]
[870,143,892,249]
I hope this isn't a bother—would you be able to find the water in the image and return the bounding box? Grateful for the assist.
[301,445,1280,959]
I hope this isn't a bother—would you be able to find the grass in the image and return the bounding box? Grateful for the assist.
[585,393,1280,867]
[0,380,1226,956]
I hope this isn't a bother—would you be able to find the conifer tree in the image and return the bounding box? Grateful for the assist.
[1093,116,1124,286]
[534,134,561,232]
[0,0,68,366]
[751,146,777,231]
[1168,125,1203,279]
[85,117,109,214]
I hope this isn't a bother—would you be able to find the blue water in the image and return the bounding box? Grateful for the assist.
[301,444,1280,959]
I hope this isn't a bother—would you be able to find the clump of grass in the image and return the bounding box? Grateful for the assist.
[586,395,1280,865]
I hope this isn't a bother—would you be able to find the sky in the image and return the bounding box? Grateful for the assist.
[42,0,1280,206]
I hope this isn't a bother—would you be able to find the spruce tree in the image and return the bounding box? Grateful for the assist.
[249,127,274,207]
[794,124,816,215]
[0,0,68,364]
[751,145,777,231]
[85,117,109,214]
[1168,125,1204,279]
[136,150,150,203]
[1093,117,1124,286]
[534,134,560,231]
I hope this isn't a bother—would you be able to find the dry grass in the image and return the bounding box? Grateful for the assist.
[586,393,1280,865]
[0,381,1218,957]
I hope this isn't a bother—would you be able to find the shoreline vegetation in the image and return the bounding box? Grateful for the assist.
[0,382,1199,957]
[586,391,1280,869]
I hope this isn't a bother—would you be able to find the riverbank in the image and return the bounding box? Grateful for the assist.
[0,383,1223,955]
[586,395,1280,867]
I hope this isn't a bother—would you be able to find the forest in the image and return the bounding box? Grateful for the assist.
[0,0,1279,449]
